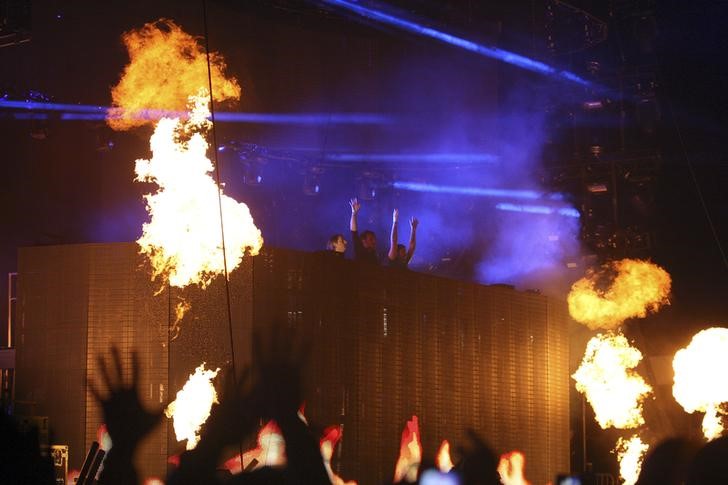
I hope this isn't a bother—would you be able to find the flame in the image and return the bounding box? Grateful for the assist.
[222,420,287,473]
[673,327,728,440]
[165,363,220,450]
[615,435,649,485]
[143,479,165,485]
[436,440,454,473]
[393,415,422,483]
[108,19,240,131]
[134,92,263,289]
[573,332,652,429]
[497,451,531,485]
[567,259,671,330]
[320,425,358,485]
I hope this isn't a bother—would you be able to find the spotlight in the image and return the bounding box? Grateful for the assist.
[242,162,263,186]
[587,183,608,194]
[357,173,379,201]
[303,167,323,196]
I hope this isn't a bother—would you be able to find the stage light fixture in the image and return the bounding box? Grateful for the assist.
[303,167,323,196]
[242,162,263,186]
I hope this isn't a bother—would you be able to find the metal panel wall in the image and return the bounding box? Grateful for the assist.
[251,249,570,484]
[17,244,569,483]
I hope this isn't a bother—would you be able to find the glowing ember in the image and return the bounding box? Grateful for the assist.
[134,92,263,289]
[673,327,728,440]
[108,19,240,131]
[320,426,357,485]
[567,259,671,330]
[393,416,422,483]
[436,440,454,473]
[222,420,286,474]
[573,332,652,429]
[97,423,112,452]
[497,451,531,485]
[615,435,648,485]
[165,364,220,450]
[169,299,191,340]
[67,470,80,484]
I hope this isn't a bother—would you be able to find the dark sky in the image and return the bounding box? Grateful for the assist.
[1,0,727,344]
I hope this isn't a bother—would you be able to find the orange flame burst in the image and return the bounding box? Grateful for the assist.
[572,332,652,429]
[393,415,422,483]
[222,420,286,474]
[164,363,220,450]
[673,327,728,440]
[436,440,454,473]
[134,93,263,289]
[567,259,671,330]
[614,435,649,485]
[497,451,531,485]
[108,19,240,131]
[320,425,358,485]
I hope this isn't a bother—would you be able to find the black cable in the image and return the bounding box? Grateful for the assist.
[201,0,247,465]
[201,0,238,375]
[663,84,728,271]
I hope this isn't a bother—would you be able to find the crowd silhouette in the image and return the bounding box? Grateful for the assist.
[2,322,728,484]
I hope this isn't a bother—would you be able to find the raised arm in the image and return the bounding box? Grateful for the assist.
[406,217,418,262]
[388,209,399,261]
[349,198,360,232]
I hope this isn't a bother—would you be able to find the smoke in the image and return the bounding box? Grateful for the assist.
[108,19,240,131]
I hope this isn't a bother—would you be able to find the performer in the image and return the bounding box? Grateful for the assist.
[349,198,379,264]
[387,208,418,269]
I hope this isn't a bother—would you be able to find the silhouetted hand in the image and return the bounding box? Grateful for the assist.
[89,347,164,453]
[456,429,501,485]
[252,322,329,485]
[200,366,257,447]
[253,323,310,421]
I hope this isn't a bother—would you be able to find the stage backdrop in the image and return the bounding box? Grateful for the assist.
[16,243,569,483]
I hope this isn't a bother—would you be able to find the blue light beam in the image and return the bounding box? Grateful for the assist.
[320,0,590,86]
[495,203,580,218]
[392,181,564,201]
[0,99,391,125]
[325,153,498,163]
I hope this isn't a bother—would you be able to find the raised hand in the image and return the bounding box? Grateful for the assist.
[410,217,419,230]
[199,366,256,447]
[90,347,164,485]
[253,323,311,421]
[349,197,361,214]
[89,347,164,452]
[392,208,399,223]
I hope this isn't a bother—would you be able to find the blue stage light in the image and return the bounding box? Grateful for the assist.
[392,181,563,201]
[12,113,49,120]
[320,0,590,86]
[0,99,391,125]
[495,202,581,218]
[325,153,498,163]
